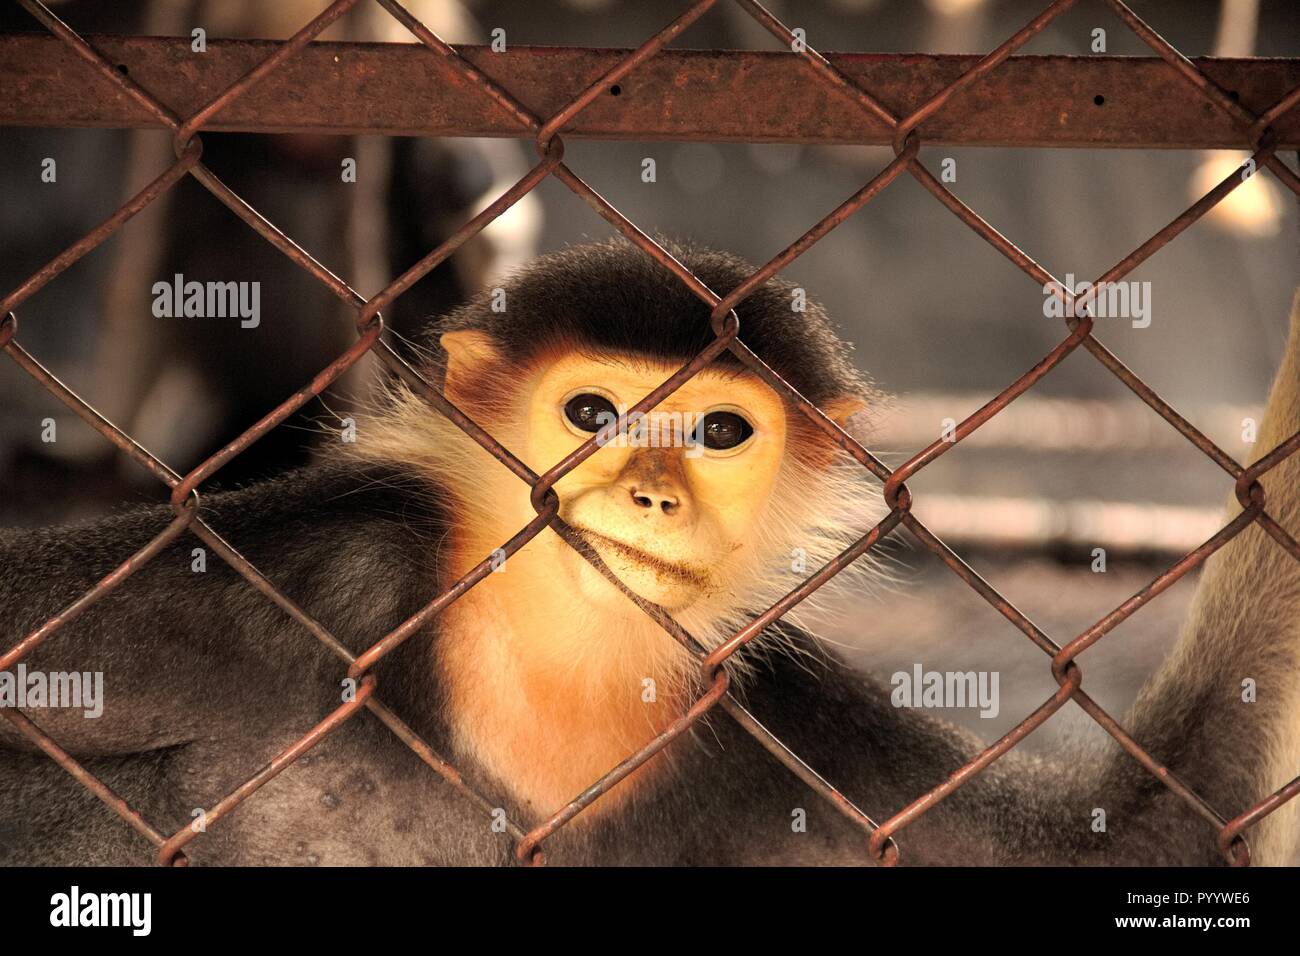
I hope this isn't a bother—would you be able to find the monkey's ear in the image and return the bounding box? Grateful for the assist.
[440,330,502,401]
[441,330,501,369]
[801,396,870,468]
[820,396,869,436]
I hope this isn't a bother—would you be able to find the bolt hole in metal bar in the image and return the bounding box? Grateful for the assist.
[0,0,1297,866]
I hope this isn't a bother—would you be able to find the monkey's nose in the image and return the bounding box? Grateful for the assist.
[630,486,680,515]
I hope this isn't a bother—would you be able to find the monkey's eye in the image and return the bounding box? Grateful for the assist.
[564,392,617,433]
[698,410,754,450]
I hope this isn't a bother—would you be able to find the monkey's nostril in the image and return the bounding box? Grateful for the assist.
[630,487,679,513]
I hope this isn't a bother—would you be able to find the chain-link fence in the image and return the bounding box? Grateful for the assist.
[2,0,1299,866]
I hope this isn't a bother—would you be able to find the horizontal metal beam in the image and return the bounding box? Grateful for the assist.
[2,34,1298,148]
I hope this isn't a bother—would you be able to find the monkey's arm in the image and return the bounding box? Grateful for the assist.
[1105,293,1300,866]
[722,638,1071,865]
[0,461,443,756]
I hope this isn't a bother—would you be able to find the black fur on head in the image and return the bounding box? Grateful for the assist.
[429,237,872,405]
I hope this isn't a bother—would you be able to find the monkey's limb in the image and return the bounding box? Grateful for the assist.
[1095,293,1300,865]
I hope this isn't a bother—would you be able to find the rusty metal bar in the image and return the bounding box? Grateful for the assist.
[3,35,1300,148]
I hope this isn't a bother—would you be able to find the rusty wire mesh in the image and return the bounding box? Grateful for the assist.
[3,0,1300,867]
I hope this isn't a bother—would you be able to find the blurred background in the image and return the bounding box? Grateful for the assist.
[3,1,1299,794]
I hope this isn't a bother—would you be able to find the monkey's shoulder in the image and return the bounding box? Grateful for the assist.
[1,459,445,575]
[0,460,451,675]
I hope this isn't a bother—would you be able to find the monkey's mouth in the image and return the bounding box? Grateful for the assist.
[569,527,712,589]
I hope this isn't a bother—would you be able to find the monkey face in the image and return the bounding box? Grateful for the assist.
[433,328,867,624]
[523,352,788,611]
